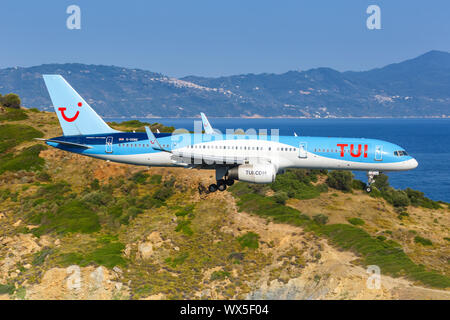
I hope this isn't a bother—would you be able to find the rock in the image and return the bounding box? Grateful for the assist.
[25,266,130,300]
[147,231,163,245]
[13,220,22,227]
[173,246,180,251]
[113,266,123,275]
[124,244,132,257]
[39,236,52,247]
[24,264,32,269]
[137,242,153,260]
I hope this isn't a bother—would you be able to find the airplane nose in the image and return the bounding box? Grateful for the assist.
[410,158,418,169]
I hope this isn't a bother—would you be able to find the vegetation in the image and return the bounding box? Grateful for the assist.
[229,181,450,289]
[0,144,47,174]
[414,236,433,246]
[270,169,328,200]
[31,200,101,236]
[347,217,365,226]
[237,232,260,249]
[0,93,21,109]
[107,120,175,133]
[210,270,230,281]
[326,170,353,192]
[0,124,43,153]
[59,238,126,269]
[312,214,328,225]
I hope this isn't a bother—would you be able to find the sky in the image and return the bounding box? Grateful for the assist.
[0,0,449,77]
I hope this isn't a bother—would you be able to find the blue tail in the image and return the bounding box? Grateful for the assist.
[42,75,118,136]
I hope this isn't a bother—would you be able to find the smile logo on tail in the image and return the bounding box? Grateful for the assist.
[58,102,82,122]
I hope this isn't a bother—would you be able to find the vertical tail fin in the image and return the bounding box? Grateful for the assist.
[42,75,118,136]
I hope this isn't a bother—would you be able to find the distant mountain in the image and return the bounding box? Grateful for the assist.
[0,50,449,118]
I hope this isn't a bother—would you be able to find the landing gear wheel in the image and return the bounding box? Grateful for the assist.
[365,185,372,193]
[208,184,218,193]
[225,179,234,186]
[217,180,227,192]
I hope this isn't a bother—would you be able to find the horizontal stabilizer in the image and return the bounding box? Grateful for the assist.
[34,138,92,149]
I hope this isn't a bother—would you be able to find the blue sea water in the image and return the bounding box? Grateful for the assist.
[108,118,450,202]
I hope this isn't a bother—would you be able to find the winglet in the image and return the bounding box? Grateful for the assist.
[145,126,169,152]
[200,112,215,134]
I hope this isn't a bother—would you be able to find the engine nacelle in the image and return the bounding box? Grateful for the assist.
[228,164,276,184]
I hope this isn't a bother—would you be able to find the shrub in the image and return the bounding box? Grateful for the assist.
[1,93,21,109]
[404,188,441,209]
[0,144,47,174]
[382,188,410,207]
[237,232,259,249]
[32,248,54,266]
[175,220,193,236]
[373,173,390,191]
[90,179,100,190]
[33,200,100,235]
[153,186,173,202]
[0,284,15,295]
[414,236,433,246]
[0,107,28,121]
[210,270,230,281]
[348,217,365,226]
[352,179,366,190]
[273,191,288,204]
[326,170,353,192]
[0,124,43,153]
[271,170,323,200]
[131,171,148,184]
[149,174,162,184]
[175,204,195,217]
[165,252,189,268]
[59,239,126,268]
[313,214,329,225]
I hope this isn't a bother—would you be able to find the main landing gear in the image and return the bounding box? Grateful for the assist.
[208,178,234,193]
[365,171,379,193]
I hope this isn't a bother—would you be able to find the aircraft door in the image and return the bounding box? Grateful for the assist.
[375,145,383,161]
[106,136,113,153]
[298,142,307,158]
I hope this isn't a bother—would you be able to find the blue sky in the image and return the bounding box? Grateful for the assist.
[0,0,449,77]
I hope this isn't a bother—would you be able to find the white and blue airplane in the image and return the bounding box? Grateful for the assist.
[39,75,418,193]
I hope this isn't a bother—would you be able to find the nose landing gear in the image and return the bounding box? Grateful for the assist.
[365,171,379,193]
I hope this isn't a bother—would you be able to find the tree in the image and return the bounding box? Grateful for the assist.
[2,93,21,109]
[326,170,353,192]
[374,173,389,191]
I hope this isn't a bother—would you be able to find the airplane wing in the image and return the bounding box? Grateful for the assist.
[200,112,216,135]
[34,138,92,149]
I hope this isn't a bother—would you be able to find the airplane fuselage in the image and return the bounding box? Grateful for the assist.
[46,132,418,172]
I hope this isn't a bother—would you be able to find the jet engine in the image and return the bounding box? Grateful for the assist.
[227,164,276,184]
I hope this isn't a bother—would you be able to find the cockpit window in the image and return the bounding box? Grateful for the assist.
[394,150,408,156]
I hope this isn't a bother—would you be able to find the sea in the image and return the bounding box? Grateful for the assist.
[107,117,450,203]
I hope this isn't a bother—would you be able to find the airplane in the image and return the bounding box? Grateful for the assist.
[38,75,418,194]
